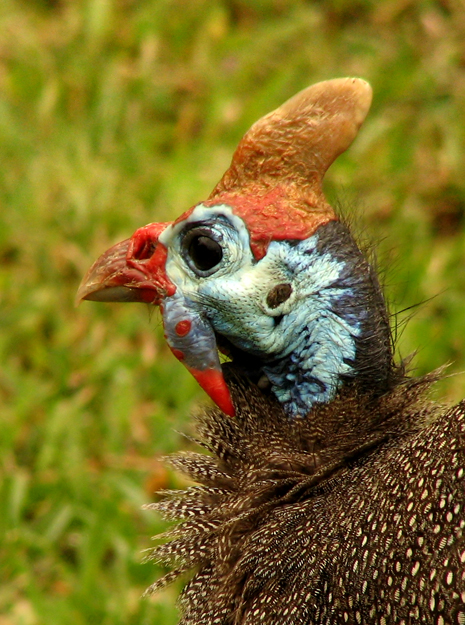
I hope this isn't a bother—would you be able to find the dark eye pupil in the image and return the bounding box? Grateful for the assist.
[188,235,223,271]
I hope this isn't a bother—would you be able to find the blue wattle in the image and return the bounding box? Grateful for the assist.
[163,291,223,373]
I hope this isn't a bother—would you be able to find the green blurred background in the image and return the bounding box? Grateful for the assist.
[1,1,464,623]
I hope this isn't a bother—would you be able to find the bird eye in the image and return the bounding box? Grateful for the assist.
[182,229,223,274]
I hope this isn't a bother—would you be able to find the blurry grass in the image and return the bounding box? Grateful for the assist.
[1,0,465,623]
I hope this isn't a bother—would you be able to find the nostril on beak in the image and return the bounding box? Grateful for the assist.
[132,239,157,261]
[128,222,171,263]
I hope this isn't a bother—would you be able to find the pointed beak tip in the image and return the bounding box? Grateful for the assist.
[74,282,90,307]
[74,280,106,307]
[75,281,96,307]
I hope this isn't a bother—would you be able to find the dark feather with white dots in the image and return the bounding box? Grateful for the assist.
[145,366,465,624]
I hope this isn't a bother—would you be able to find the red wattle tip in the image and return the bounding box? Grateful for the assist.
[187,367,235,417]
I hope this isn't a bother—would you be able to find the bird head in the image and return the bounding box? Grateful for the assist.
[77,78,396,418]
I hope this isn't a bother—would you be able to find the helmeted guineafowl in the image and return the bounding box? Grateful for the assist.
[78,78,465,625]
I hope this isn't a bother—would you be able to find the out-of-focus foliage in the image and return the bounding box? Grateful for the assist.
[1,1,464,623]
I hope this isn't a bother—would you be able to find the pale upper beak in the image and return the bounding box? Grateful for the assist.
[76,222,175,306]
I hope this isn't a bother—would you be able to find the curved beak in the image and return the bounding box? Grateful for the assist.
[77,221,235,417]
[76,223,175,305]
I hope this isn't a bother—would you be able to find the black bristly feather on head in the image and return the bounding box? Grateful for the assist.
[145,363,465,624]
[310,220,404,399]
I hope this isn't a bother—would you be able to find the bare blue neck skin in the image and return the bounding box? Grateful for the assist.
[258,222,393,416]
[260,232,364,416]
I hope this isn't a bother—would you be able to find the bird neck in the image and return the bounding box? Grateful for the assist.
[259,221,397,417]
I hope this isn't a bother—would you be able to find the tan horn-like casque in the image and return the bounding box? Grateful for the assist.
[210,77,373,211]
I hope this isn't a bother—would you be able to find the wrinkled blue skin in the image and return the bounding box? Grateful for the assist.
[159,204,363,418]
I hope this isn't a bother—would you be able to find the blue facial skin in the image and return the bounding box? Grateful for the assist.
[262,238,362,416]
[206,236,362,417]
[161,205,390,418]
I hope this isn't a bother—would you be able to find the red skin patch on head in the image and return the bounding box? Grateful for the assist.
[174,188,336,260]
[175,319,192,337]
[127,223,176,303]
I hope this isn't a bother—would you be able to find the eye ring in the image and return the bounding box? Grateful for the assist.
[182,227,224,275]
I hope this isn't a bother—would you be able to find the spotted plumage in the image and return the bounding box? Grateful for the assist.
[78,78,465,624]
[144,367,465,624]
